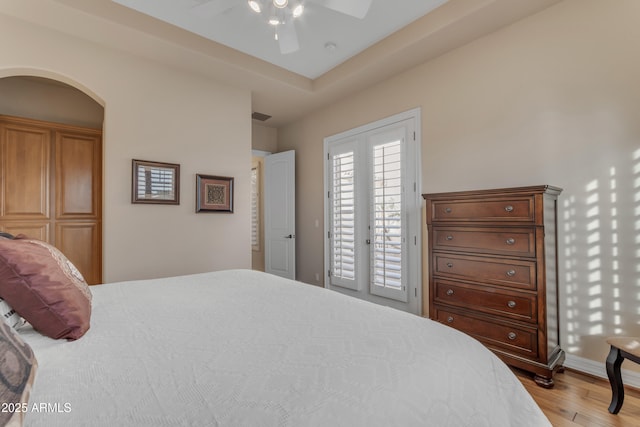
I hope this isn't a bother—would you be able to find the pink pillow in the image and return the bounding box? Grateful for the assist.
[0,236,92,340]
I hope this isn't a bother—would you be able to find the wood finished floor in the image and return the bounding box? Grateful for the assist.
[514,368,640,426]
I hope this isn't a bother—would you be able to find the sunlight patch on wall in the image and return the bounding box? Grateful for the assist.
[561,156,639,352]
[587,179,603,338]
[609,167,621,335]
[563,193,579,352]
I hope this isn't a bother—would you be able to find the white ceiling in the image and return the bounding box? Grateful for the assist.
[111,0,448,79]
[0,0,562,126]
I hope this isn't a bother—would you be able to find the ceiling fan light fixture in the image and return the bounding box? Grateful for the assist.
[273,0,288,9]
[248,0,261,13]
[292,3,303,18]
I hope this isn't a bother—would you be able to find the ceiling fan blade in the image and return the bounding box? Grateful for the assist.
[278,20,299,54]
[189,0,237,17]
[319,0,372,19]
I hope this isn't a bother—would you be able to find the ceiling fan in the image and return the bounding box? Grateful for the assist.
[192,0,373,54]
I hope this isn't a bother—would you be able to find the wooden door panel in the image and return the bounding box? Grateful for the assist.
[1,116,103,285]
[55,132,101,219]
[0,222,50,241]
[55,222,101,285]
[0,123,50,219]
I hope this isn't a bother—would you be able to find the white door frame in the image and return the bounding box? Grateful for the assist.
[323,108,422,314]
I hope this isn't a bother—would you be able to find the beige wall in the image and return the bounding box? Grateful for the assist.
[0,12,252,282]
[0,76,104,129]
[279,0,640,372]
[252,122,278,153]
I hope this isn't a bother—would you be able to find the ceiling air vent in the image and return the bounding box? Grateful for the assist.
[252,112,272,122]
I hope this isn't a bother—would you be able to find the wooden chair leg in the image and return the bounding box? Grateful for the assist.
[606,345,625,414]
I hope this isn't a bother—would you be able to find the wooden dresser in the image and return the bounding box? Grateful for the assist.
[423,186,564,387]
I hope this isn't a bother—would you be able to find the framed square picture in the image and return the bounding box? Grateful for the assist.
[132,159,180,205]
[196,174,234,213]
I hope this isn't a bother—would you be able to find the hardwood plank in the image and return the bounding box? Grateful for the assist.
[514,368,640,426]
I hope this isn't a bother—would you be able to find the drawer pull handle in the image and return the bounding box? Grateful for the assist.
[507,300,517,308]
[506,269,516,277]
[504,205,514,212]
[505,238,515,245]
[446,235,454,241]
[508,332,517,340]
[446,289,454,296]
[446,262,453,268]
[444,207,452,214]
[447,316,454,323]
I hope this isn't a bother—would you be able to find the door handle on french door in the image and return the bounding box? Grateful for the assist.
[284,234,295,239]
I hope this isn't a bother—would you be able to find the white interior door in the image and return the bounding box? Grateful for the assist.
[264,150,296,279]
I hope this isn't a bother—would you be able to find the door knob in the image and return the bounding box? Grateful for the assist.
[284,234,295,239]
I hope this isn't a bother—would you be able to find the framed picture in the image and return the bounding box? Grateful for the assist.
[132,159,180,205]
[196,174,234,213]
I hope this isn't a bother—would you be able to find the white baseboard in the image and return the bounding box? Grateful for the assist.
[564,354,640,389]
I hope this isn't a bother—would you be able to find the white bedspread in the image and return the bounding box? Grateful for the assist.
[21,269,550,426]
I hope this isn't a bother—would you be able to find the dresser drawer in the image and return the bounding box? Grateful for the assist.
[433,253,536,290]
[434,279,537,322]
[435,307,538,358]
[430,196,535,223]
[431,226,535,257]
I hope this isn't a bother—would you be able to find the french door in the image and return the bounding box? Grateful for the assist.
[324,109,421,313]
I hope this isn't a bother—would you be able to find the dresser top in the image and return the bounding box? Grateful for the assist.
[422,185,562,200]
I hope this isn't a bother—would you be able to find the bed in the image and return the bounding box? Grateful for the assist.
[0,238,550,426]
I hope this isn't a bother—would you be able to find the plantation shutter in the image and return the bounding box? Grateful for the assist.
[329,144,358,290]
[250,166,259,249]
[370,140,404,292]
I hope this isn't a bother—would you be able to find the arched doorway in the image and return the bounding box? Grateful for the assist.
[0,75,104,284]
